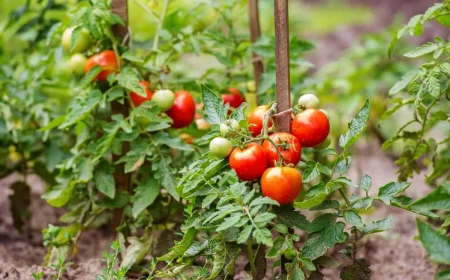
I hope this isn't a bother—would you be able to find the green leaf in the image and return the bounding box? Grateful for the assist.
[155,132,194,151]
[207,234,226,279]
[145,122,171,132]
[352,197,373,210]
[417,220,450,264]
[344,211,363,228]
[159,228,197,261]
[249,196,280,207]
[335,156,352,176]
[38,115,66,132]
[340,258,371,280]
[116,67,146,97]
[93,162,115,199]
[302,161,332,182]
[404,42,438,58]
[314,255,340,268]
[377,182,411,203]
[411,185,450,211]
[360,175,372,194]
[79,65,102,87]
[76,158,94,182]
[254,212,277,224]
[333,177,358,188]
[132,178,160,218]
[362,215,392,235]
[202,84,227,125]
[437,268,450,280]
[295,192,327,209]
[60,90,102,129]
[310,200,340,211]
[301,217,347,260]
[98,191,129,209]
[121,51,144,63]
[274,206,310,230]
[120,234,153,269]
[253,227,273,246]
[237,225,252,244]
[216,214,242,231]
[266,236,292,258]
[339,98,370,151]
[43,182,75,208]
[389,69,420,96]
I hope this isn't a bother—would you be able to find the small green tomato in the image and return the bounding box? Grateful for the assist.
[153,89,175,111]
[220,119,240,137]
[69,53,87,75]
[62,27,91,53]
[298,93,320,109]
[209,137,233,158]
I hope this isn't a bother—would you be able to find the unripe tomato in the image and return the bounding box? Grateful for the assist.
[229,143,267,181]
[262,132,301,167]
[220,119,240,137]
[221,88,245,109]
[292,109,330,148]
[248,105,273,137]
[261,167,302,205]
[209,137,233,158]
[298,93,320,109]
[62,27,91,53]
[69,53,87,76]
[85,50,122,81]
[167,90,196,128]
[130,81,153,107]
[153,89,175,111]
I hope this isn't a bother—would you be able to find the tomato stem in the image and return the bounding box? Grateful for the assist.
[150,0,170,66]
[247,239,257,279]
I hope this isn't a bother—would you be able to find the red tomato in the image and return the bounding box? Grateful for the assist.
[262,132,301,167]
[261,167,302,205]
[85,50,122,81]
[291,109,330,148]
[130,81,153,107]
[167,90,196,128]
[248,105,273,137]
[229,143,267,181]
[221,88,245,109]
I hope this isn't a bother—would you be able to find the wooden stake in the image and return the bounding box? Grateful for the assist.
[111,0,131,232]
[274,0,291,133]
[248,0,264,91]
[274,0,292,276]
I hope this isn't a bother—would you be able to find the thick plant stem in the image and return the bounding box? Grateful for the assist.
[247,239,257,279]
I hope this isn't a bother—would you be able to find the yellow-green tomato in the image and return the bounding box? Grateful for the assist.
[153,89,175,111]
[313,136,331,150]
[209,137,233,158]
[220,119,240,137]
[298,93,320,109]
[69,53,87,75]
[62,27,91,53]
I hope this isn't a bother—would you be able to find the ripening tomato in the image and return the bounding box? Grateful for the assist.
[130,81,153,107]
[261,166,302,205]
[292,109,330,148]
[262,132,301,167]
[222,88,245,109]
[167,90,196,128]
[248,105,273,137]
[153,90,175,111]
[298,93,320,109]
[85,50,122,81]
[62,27,91,53]
[229,143,267,181]
[180,133,195,144]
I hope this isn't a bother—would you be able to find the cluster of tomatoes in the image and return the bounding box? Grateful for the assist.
[209,93,330,205]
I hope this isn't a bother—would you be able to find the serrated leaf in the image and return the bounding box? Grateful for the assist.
[254,212,277,224]
[362,215,392,235]
[295,192,327,209]
[335,156,352,176]
[93,162,115,199]
[310,200,340,211]
[237,225,252,244]
[132,178,160,218]
[216,214,242,231]
[249,196,280,207]
[38,115,66,132]
[159,228,196,261]
[302,161,332,183]
[352,197,373,210]
[207,235,227,279]
[116,67,146,97]
[360,175,372,194]
[79,65,102,87]
[389,69,420,96]
[155,131,194,151]
[411,185,450,210]
[339,99,370,151]
[202,84,227,125]
[378,182,411,203]
[266,236,292,258]
[60,90,102,129]
[404,42,438,58]
[274,206,310,230]
[121,51,144,63]
[344,211,364,228]
[417,220,450,265]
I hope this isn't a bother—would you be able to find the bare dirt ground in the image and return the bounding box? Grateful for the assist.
[0,0,442,279]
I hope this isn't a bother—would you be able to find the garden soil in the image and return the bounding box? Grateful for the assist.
[0,0,441,279]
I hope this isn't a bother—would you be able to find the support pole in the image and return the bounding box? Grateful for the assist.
[274,0,292,276]
[274,0,291,133]
[248,0,264,91]
[111,0,131,232]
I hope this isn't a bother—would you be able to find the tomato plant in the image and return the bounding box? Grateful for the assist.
[261,166,303,205]
[248,105,272,137]
[292,108,330,148]
[262,132,301,167]
[229,143,268,181]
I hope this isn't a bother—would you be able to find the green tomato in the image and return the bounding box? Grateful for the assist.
[220,119,240,137]
[153,89,175,111]
[313,136,331,150]
[62,27,91,53]
[209,137,233,158]
[298,93,320,109]
[69,53,87,76]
